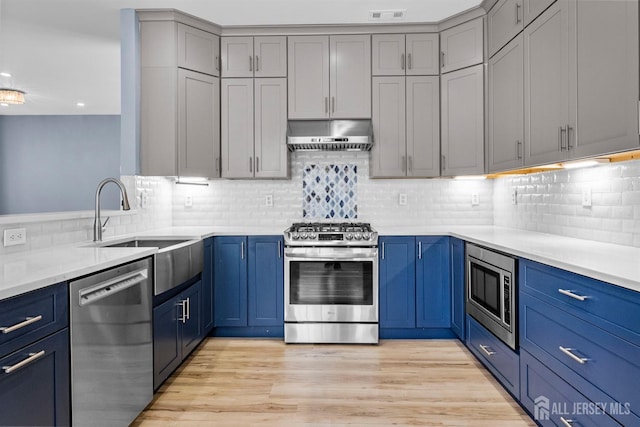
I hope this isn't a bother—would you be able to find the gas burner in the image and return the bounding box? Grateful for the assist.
[285,222,378,247]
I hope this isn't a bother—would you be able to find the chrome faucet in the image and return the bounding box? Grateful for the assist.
[93,178,131,241]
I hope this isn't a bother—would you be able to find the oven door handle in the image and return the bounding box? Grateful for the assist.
[285,253,377,261]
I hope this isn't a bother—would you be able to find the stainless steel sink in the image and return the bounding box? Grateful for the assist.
[100,238,203,295]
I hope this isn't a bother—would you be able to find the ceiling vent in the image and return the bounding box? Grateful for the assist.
[369,10,406,21]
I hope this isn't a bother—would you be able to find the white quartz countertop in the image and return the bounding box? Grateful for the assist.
[1,225,639,300]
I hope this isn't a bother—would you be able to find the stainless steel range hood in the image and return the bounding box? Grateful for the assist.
[286,119,373,151]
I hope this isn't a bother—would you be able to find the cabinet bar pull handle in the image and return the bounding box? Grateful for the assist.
[219,56,222,72]
[215,156,219,173]
[241,241,245,260]
[401,156,406,172]
[441,154,446,172]
[381,242,385,260]
[408,156,413,172]
[178,300,187,323]
[567,125,573,149]
[401,53,405,70]
[249,55,253,72]
[2,350,46,374]
[479,344,495,356]
[215,55,219,71]
[559,346,588,364]
[441,51,445,68]
[408,53,412,70]
[558,126,568,151]
[255,55,259,71]
[418,241,422,259]
[278,240,282,259]
[516,140,523,160]
[325,97,329,114]
[558,289,588,301]
[515,3,522,24]
[186,297,190,320]
[256,157,259,173]
[249,157,253,173]
[0,315,43,334]
[560,417,574,427]
[331,96,335,114]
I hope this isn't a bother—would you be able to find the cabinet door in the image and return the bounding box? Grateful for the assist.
[221,37,254,78]
[488,0,524,58]
[329,35,371,119]
[214,237,248,327]
[254,36,287,78]
[180,281,202,356]
[287,36,330,119]
[441,64,485,176]
[406,33,439,76]
[201,238,214,334]
[416,237,451,328]
[371,77,406,178]
[524,1,569,166]
[523,0,557,26]
[221,79,255,178]
[406,76,440,177]
[441,17,484,74]
[379,236,416,329]
[248,236,284,327]
[254,78,288,178]
[488,34,524,173]
[178,69,220,178]
[177,23,220,76]
[0,329,70,427]
[569,0,639,158]
[153,295,181,389]
[450,238,465,340]
[372,34,405,76]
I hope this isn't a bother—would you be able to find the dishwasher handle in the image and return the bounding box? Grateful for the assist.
[78,268,148,306]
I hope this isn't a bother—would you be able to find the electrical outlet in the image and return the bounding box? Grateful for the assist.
[471,192,480,206]
[265,194,273,207]
[510,188,517,205]
[140,191,149,209]
[399,193,407,206]
[4,228,26,246]
[184,195,193,207]
[582,186,592,207]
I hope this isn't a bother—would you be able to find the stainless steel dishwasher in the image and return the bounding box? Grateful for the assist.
[69,257,153,426]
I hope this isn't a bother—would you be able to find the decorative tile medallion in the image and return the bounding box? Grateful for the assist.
[302,164,357,219]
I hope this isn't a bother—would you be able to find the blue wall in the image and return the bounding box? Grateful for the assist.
[0,115,121,215]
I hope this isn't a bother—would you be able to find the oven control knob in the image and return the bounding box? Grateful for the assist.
[363,232,371,240]
[345,233,353,240]
[291,232,299,239]
[354,232,362,240]
[300,232,308,239]
[309,232,317,239]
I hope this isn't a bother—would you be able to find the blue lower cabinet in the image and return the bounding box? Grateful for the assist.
[379,236,416,329]
[0,328,70,426]
[466,315,520,399]
[520,349,620,427]
[416,236,451,328]
[213,236,284,336]
[201,237,214,334]
[450,238,465,340]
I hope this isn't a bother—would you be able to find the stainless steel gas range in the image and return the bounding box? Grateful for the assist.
[283,222,379,344]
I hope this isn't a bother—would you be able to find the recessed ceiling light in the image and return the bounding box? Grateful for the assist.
[0,72,12,78]
[76,102,86,107]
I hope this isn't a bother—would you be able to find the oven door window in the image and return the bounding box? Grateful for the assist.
[289,261,373,305]
[469,262,501,318]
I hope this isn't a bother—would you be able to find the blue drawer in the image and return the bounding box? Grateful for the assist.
[520,349,620,427]
[521,292,640,425]
[466,315,520,399]
[520,259,640,345]
[0,283,68,357]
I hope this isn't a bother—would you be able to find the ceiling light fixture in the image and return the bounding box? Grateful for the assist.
[76,102,86,107]
[562,158,610,169]
[0,89,25,105]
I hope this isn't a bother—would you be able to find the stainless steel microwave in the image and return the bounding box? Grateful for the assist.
[466,243,517,350]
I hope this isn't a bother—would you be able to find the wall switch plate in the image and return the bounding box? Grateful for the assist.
[471,192,480,206]
[4,228,26,246]
[184,195,193,207]
[582,186,592,207]
[399,193,407,206]
[265,194,273,207]
[510,188,517,205]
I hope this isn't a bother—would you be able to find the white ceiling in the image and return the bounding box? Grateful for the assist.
[0,0,482,115]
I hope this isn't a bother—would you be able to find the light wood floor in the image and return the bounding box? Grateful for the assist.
[133,338,535,426]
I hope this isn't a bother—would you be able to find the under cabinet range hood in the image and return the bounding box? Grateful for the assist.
[286,119,373,151]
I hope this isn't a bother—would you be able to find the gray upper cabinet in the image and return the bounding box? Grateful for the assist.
[371,76,439,178]
[523,0,556,26]
[178,23,220,77]
[140,18,221,179]
[221,36,287,78]
[488,34,524,172]
[441,64,485,176]
[440,18,484,74]
[488,0,523,58]
[288,35,371,119]
[221,78,288,179]
[372,34,439,76]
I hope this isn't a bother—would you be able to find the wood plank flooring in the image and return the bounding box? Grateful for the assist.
[133,339,535,426]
